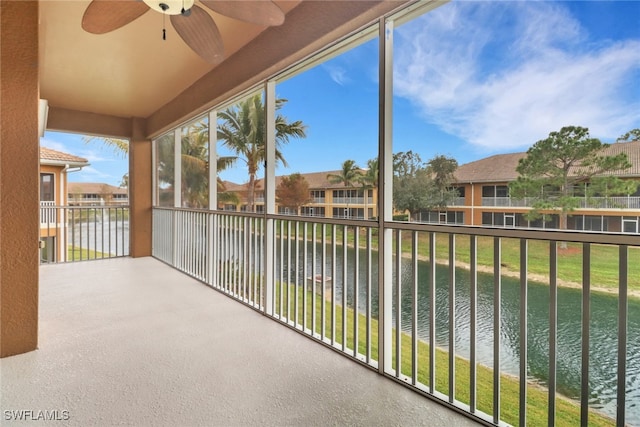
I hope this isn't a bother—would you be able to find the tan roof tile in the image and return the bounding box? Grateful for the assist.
[454,140,640,183]
[68,182,127,195]
[454,152,526,183]
[40,146,89,165]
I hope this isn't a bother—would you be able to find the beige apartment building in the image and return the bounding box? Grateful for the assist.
[222,140,640,233]
[39,147,89,262]
[68,182,129,206]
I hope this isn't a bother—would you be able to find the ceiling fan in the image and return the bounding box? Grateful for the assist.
[82,0,285,64]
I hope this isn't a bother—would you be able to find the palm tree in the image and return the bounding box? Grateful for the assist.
[359,157,378,220]
[82,136,129,157]
[106,123,235,208]
[327,159,363,219]
[217,94,307,211]
[181,121,239,208]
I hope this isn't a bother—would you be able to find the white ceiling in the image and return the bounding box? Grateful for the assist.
[38,0,300,119]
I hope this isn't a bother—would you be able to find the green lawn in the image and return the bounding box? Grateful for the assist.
[275,222,640,294]
[271,284,615,427]
[67,246,107,261]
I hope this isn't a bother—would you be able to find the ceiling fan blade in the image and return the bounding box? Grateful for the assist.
[170,5,224,64]
[200,0,284,27]
[82,0,149,34]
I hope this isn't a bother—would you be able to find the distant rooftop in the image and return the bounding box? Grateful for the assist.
[221,141,640,190]
[454,140,640,183]
[40,146,89,167]
[68,182,127,195]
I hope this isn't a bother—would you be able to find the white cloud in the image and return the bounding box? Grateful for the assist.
[39,139,69,153]
[394,1,640,151]
[40,138,115,162]
[323,64,350,86]
[72,166,113,182]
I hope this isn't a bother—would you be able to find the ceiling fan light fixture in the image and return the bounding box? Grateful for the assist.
[143,0,194,15]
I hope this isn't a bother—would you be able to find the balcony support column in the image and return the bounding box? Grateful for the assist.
[129,117,152,257]
[1,0,40,357]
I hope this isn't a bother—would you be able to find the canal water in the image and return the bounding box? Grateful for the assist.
[277,242,640,424]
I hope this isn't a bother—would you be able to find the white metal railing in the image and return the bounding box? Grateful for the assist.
[40,205,129,263]
[152,207,639,427]
[483,196,640,209]
[451,197,466,206]
[333,196,365,204]
[40,201,56,224]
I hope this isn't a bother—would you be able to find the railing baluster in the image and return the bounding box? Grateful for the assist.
[449,233,456,402]
[395,228,402,378]
[93,208,97,259]
[354,226,359,358]
[321,223,327,341]
[469,235,477,412]
[580,243,591,426]
[520,238,528,427]
[412,230,419,385]
[279,220,284,318]
[429,232,436,393]
[366,227,372,365]
[617,245,628,427]
[549,241,558,426]
[300,221,305,329]
[294,220,300,327]
[287,220,292,322]
[494,237,501,424]
[311,222,317,336]
[342,225,348,352]
[331,224,337,345]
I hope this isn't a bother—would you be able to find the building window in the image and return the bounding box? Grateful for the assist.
[333,207,363,219]
[278,206,293,215]
[623,217,639,233]
[40,173,54,202]
[311,190,325,202]
[419,210,463,224]
[301,207,325,217]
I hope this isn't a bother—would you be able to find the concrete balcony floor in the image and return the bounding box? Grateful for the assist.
[2,258,479,426]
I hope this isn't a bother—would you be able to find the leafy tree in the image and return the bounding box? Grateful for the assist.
[425,155,459,208]
[393,167,433,221]
[393,152,460,221]
[217,94,307,211]
[99,184,114,205]
[393,150,424,178]
[276,173,311,215]
[509,126,635,234]
[616,128,640,143]
[327,159,363,218]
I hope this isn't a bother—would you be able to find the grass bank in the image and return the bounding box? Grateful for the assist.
[272,283,614,426]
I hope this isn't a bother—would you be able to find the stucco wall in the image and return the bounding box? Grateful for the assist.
[1,1,40,357]
[129,118,152,257]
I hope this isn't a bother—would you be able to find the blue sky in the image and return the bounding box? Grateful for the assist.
[42,0,640,186]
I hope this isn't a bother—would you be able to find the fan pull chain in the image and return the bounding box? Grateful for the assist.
[162,12,166,40]
[157,3,169,41]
